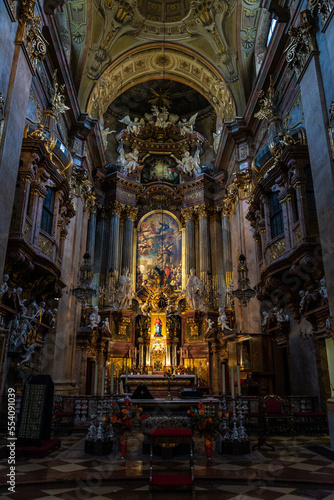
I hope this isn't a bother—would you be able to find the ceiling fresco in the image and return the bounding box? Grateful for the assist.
[60,0,262,118]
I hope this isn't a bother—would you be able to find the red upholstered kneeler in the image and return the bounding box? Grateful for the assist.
[149,428,194,496]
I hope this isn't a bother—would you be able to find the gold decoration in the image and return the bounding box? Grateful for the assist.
[294,225,302,246]
[221,168,253,216]
[23,15,48,72]
[254,75,277,121]
[49,70,70,119]
[285,10,317,81]
[270,238,286,261]
[38,233,53,259]
[117,317,131,337]
[21,0,36,21]
[308,0,334,27]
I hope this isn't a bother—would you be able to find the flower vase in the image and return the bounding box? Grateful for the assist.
[205,437,212,459]
[120,436,127,459]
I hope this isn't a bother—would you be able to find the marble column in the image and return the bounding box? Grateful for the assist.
[198,204,211,278]
[210,341,220,394]
[122,207,137,274]
[107,203,121,277]
[211,210,225,306]
[86,211,97,262]
[182,208,196,276]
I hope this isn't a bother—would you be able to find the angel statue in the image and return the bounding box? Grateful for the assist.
[117,146,139,174]
[185,268,206,311]
[171,150,201,176]
[218,308,232,332]
[89,306,100,329]
[113,268,133,310]
[152,105,169,128]
[205,318,215,335]
[178,112,198,136]
[101,127,116,150]
[119,115,145,135]
[213,126,222,153]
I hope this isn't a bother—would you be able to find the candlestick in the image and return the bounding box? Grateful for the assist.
[230,367,234,398]
[94,363,98,394]
[101,367,105,396]
[237,365,241,396]
[222,363,226,394]
[180,347,182,365]
[194,367,198,386]
[110,363,114,393]
[125,366,129,385]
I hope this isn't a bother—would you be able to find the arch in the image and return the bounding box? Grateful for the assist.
[137,209,182,231]
[86,43,236,122]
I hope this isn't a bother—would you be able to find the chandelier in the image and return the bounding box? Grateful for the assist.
[232,254,256,307]
[72,251,96,307]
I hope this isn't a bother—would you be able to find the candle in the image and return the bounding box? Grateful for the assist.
[230,367,234,398]
[222,363,226,394]
[180,347,182,365]
[125,366,129,385]
[237,365,241,396]
[116,367,119,394]
[94,363,98,394]
[194,367,198,386]
[101,366,105,396]
[110,363,114,393]
[186,348,188,359]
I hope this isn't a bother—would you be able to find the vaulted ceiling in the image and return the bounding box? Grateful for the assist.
[56,0,262,120]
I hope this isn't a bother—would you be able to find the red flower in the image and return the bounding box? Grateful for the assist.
[125,419,132,428]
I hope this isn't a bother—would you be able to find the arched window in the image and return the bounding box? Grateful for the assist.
[266,19,277,47]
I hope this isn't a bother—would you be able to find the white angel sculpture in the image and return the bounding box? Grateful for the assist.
[218,307,232,332]
[178,112,198,136]
[185,268,206,311]
[213,126,222,153]
[171,150,201,176]
[113,268,133,310]
[119,115,145,135]
[117,146,139,174]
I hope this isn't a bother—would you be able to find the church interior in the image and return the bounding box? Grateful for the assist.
[1,0,334,498]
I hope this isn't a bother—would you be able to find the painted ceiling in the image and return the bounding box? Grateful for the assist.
[57,0,262,120]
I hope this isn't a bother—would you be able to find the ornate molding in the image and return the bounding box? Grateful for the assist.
[23,15,48,73]
[254,75,278,122]
[285,10,318,82]
[329,101,334,159]
[221,168,253,217]
[308,0,334,28]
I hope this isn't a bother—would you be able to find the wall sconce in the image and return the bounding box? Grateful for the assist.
[72,251,96,307]
[232,254,256,307]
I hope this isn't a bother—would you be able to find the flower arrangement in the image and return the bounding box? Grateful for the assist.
[110,397,149,436]
[187,401,222,437]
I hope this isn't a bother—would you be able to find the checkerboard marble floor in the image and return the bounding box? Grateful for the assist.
[1,434,334,499]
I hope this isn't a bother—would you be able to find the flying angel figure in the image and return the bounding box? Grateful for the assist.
[178,112,198,136]
[119,115,145,135]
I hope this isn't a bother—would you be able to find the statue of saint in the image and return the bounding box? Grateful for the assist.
[154,317,163,337]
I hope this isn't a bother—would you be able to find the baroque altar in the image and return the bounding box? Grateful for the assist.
[76,100,241,398]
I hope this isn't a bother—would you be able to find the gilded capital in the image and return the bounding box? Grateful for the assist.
[285,10,317,81]
[23,15,48,72]
[196,203,208,219]
[308,0,334,27]
[125,206,138,221]
[181,207,195,221]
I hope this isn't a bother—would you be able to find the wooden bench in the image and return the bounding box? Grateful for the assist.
[149,428,194,496]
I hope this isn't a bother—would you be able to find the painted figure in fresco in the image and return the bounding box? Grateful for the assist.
[154,317,163,337]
